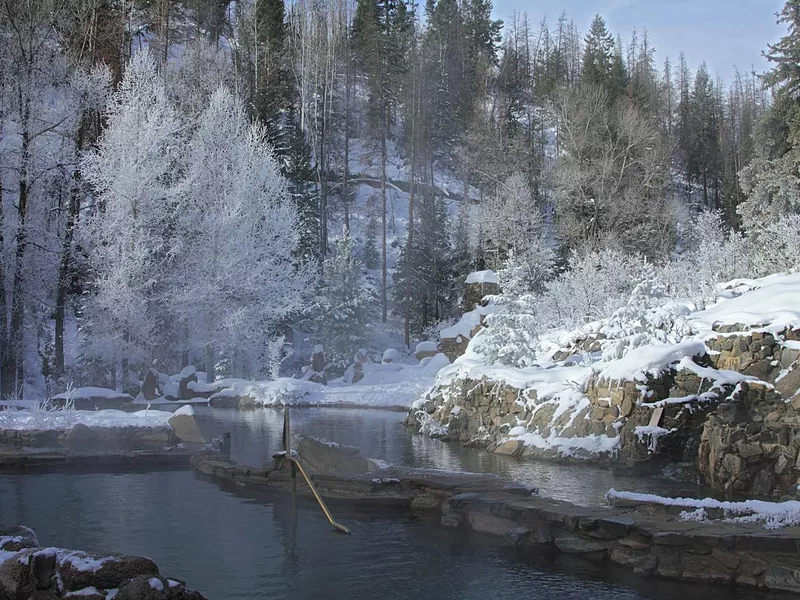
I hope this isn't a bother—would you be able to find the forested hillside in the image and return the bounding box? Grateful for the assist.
[0,0,797,399]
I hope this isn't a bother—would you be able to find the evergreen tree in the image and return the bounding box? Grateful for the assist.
[581,15,615,92]
[738,0,800,229]
[282,116,320,264]
[689,63,721,208]
[311,232,377,371]
[392,193,453,334]
[363,215,380,270]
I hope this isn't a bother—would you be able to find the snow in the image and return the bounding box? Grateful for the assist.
[65,587,104,597]
[51,387,130,400]
[440,305,496,341]
[382,348,400,363]
[172,405,195,417]
[465,270,498,285]
[596,341,708,383]
[415,341,438,354]
[606,489,800,529]
[633,426,675,452]
[0,409,173,431]
[690,273,800,334]
[57,550,112,572]
[148,578,165,592]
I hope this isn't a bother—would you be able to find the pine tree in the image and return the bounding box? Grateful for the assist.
[738,0,800,230]
[363,215,380,269]
[311,232,377,371]
[581,15,615,93]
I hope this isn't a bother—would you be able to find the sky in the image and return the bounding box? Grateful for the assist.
[491,0,786,84]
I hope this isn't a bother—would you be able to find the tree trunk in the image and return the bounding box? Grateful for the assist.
[10,96,32,395]
[0,150,7,398]
[343,49,351,234]
[205,342,215,384]
[381,106,388,323]
[55,120,87,377]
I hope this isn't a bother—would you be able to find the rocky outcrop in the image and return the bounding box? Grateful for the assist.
[409,326,800,497]
[0,526,206,599]
[698,382,800,496]
[408,359,728,465]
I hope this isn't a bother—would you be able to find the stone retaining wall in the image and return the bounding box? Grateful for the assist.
[409,327,800,496]
[444,491,800,594]
[407,361,726,465]
[192,452,800,595]
[0,425,177,451]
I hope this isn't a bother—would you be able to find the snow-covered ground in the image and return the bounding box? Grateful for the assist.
[200,353,451,410]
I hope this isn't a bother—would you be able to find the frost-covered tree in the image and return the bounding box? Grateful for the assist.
[82,51,184,385]
[480,173,555,286]
[174,86,316,380]
[308,231,376,372]
[473,253,541,368]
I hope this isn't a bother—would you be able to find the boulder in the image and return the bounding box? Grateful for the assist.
[177,367,198,400]
[0,549,35,600]
[168,407,205,445]
[58,552,159,592]
[0,526,39,552]
[414,341,438,361]
[311,346,326,373]
[65,423,102,450]
[29,549,57,590]
[778,365,800,402]
[494,439,523,457]
[115,575,170,600]
[293,435,377,475]
[141,369,160,402]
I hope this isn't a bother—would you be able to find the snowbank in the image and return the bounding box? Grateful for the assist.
[51,387,130,401]
[0,409,173,431]
[606,489,800,530]
[440,305,496,341]
[597,341,708,383]
[691,272,800,334]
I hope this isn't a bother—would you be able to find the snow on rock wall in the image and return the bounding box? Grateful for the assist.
[408,323,800,497]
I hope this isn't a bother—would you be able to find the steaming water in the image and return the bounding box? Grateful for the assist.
[0,408,784,599]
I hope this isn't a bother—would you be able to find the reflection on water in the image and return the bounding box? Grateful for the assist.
[0,407,778,600]
[195,407,715,506]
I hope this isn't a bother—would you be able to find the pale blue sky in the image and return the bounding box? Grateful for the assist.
[491,0,785,83]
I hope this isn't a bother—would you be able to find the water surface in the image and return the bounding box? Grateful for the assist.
[0,408,780,599]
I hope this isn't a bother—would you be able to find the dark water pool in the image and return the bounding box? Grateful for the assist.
[0,408,783,599]
[194,407,716,506]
